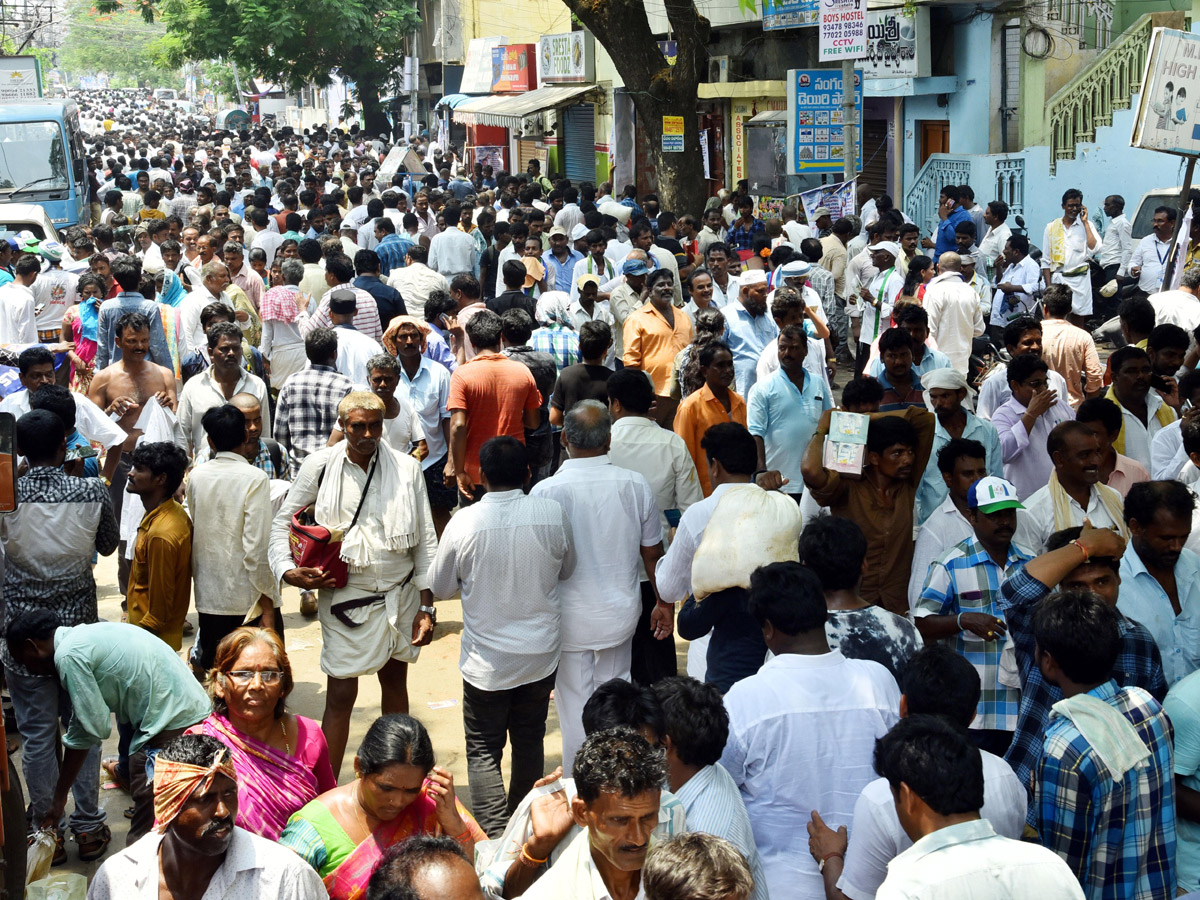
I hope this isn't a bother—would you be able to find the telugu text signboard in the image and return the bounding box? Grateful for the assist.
[787,69,862,175]
[819,0,866,62]
[861,8,929,79]
[1132,28,1200,156]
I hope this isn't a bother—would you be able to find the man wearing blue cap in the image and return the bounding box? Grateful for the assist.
[915,475,1033,755]
[610,253,651,363]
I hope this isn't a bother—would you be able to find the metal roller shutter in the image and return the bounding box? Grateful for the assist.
[562,103,596,184]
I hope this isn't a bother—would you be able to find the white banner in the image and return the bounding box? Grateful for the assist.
[800,178,857,223]
[819,0,866,62]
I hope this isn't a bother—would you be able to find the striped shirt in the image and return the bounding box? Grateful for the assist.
[676,764,769,900]
[1036,679,1176,900]
[917,536,1032,731]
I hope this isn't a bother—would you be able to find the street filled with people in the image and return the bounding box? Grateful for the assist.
[5,86,1200,899]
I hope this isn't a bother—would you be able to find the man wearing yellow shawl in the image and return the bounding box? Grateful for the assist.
[86,733,325,900]
[1105,345,1176,472]
[1040,188,1100,327]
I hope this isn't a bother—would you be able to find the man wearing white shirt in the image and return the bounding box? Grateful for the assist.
[705,244,740,309]
[427,203,480,278]
[530,401,664,773]
[553,187,585,234]
[178,261,251,357]
[429,435,575,837]
[1148,266,1200,333]
[720,560,900,900]
[0,256,38,345]
[607,368,703,686]
[1106,344,1175,472]
[991,235,1042,334]
[867,717,1082,900]
[328,290,385,384]
[808,647,1029,900]
[1098,194,1134,285]
[781,206,812,247]
[571,232,619,304]
[855,241,903,372]
[977,201,1013,279]
[1129,206,1176,295]
[1040,188,1100,323]
[387,245,450,319]
[922,253,984,374]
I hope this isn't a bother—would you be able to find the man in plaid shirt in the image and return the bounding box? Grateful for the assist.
[1033,590,1176,900]
[916,475,1032,756]
[999,523,1167,810]
[273,328,354,477]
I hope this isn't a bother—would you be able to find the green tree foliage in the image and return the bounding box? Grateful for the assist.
[55,0,179,88]
[99,0,419,134]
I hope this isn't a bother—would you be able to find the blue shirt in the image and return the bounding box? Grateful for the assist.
[723,303,779,397]
[875,368,926,411]
[916,411,1004,523]
[935,207,972,260]
[542,247,584,294]
[746,368,831,495]
[423,324,458,373]
[374,233,414,277]
[398,356,451,469]
[1118,544,1200,686]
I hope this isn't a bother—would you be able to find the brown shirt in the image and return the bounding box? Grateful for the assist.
[809,407,935,615]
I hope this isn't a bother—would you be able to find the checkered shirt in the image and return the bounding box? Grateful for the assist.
[530,324,581,370]
[1036,679,1176,900]
[917,536,1032,731]
[273,365,354,477]
[999,566,1168,811]
[729,217,766,251]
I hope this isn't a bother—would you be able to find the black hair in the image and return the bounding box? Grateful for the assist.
[130,441,189,495]
[697,340,731,369]
[953,220,976,240]
[305,327,338,364]
[894,303,929,330]
[1124,479,1197,527]
[375,217,396,236]
[1033,590,1121,684]
[114,311,151,339]
[1062,188,1083,204]
[502,258,527,288]
[1006,353,1048,387]
[582,679,665,739]
[607,368,655,414]
[355,249,381,275]
[901,646,981,728]
[573,726,668,803]
[1002,316,1041,351]
[366,835,471,900]
[18,347,54,375]
[873,715,984,815]
[747,561,827,636]
[201,404,247,453]
[842,376,884,409]
[450,273,481,300]
[111,253,143,291]
[207,321,242,351]
[1075,397,1123,437]
[1007,234,1030,255]
[1043,284,1073,318]
[5,609,60,657]
[986,200,1009,221]
[325,254,355,284]
[1047,420,1095,458]
[877,327,913,357]
[936,437,986,475]
[653,677,729,768]
[1047,526,1121,575]
[357,713,435,775]
[16,409,65,462]
[500,308,535,345]
[866,416,918,456]
[479,436,527,488]
[158,733,232,769]
[577,321,612,361]
[465,309,502,351]
[797,517,866,592]
[1110,344,1152,378]
[646,269,674,291]
[1149,323,1190,353]
[297,238,323,264]
[1117,297,1155,337]
[28,384,77,433]
[699,422,756,476]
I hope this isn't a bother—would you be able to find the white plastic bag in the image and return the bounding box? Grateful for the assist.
[25,829,55,888]
[690,484,803,601]
[27,872,87,900]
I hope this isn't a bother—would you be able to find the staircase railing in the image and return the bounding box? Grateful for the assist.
[903,155,973,236]
[1044,12,1180,174]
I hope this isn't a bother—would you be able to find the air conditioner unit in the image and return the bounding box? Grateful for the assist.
[516,112,544,137]
[709,56,731,83]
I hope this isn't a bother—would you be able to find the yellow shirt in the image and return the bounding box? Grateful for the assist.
[127,500,193,651]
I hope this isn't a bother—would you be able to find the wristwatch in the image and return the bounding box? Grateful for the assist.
[419,604,437,623]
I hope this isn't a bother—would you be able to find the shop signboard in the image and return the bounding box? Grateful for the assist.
[861,8,930,79]
[786,69,862,175]
[538,32,595,86]
[819,0,866,61]
[491,44,537,93]
[1132,28,1200,156]
[762,0,818,30]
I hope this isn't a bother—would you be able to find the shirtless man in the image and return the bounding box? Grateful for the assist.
[87,310,177,595]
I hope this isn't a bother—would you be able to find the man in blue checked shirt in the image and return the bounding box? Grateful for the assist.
[998,522,1167,814]
[1033,590,1176,900]
[915,475,1032,757]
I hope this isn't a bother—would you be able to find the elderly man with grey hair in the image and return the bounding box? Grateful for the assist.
[1148,265,1200,335]
[260,258,310,388]
[179,259,251,356]
[530,399,666,772]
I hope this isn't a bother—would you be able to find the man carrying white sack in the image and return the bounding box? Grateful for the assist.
[660,422,802,692]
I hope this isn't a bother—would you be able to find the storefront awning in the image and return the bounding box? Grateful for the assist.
[697,80,786,100]
[747,110,787,125]
[435,93,475,110]
[451,84,598,126]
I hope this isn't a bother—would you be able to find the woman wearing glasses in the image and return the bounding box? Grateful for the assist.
[188,627,337,839]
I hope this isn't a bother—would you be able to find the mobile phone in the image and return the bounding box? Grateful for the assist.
[65,444,99,461]
[1151,374,1171,392]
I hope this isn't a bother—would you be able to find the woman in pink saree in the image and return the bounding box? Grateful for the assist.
[187,627,336,840]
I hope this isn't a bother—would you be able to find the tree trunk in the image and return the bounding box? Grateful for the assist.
[630,90,709,219]
[352,68,392,136]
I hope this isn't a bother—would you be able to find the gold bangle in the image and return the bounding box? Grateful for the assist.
[518,843,548,867]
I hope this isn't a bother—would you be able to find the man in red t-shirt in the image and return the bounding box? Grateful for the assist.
[447,309,541,502]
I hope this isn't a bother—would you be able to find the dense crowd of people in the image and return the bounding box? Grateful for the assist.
[3,88,1200,899]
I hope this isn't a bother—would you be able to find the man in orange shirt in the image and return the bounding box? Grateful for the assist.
[446,309,541,503]
[1039,283,1104,409]
[674,341,748,495]
[623,268,694,395]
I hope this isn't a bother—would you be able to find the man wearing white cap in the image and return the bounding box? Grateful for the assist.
[915,475,1033,755]
[923,252,985,374]
[917,368,1003,523]
[32,241,78,345]
[856,241,903,377]
[723,269,777,397]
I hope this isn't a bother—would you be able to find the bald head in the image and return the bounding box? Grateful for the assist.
[562,399,612,457]
[937,252,962,272]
